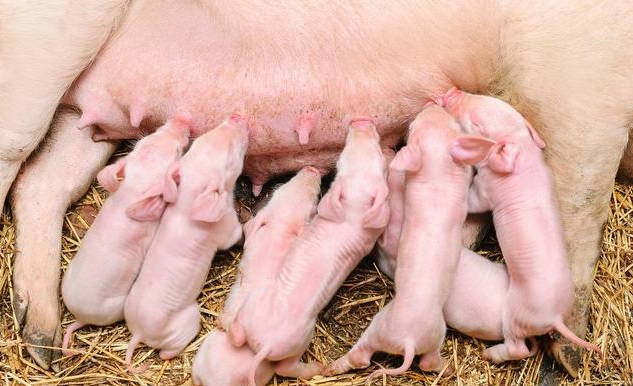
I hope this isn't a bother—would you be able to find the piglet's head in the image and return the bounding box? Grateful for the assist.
[317,170,390,229]
[451,135,519,174]
[97,159,171,222]
[165,162,229,223]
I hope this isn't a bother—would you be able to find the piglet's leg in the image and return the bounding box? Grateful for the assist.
[323,343,374,376]
[418,349,446,372]
[274,355,323,380]
[482,337,533,364]
[10,109,116,369]
[158,305,201,360]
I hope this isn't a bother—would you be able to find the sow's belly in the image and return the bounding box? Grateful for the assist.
[67,1,498,185]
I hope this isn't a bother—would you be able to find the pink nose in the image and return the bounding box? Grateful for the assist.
[304,165,321,176]
[441,86,461,108]
[228,113,249,130]
[349,116,375,128]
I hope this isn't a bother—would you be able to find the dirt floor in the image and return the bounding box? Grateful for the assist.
[0,175,631,386]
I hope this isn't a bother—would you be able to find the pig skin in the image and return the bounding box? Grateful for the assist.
[374,134,508,342]
[229,120,390,386]
[220,166,321,332]
[123,117,247,372]
[60,118,190,355]
[451,130,601,364]
[192,330,275,386]
[203,166,320,386]
[1,0,633,376]
[325,105,479,381]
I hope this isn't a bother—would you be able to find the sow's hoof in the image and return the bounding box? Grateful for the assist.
[13,287,62,371]
[548,338,582,378]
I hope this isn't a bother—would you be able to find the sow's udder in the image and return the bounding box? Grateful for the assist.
[63,1,468,186]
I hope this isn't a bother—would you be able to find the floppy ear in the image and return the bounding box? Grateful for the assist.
[191,186,228,223]
[487,141,520,174]
[229,317,247,348]
[390,144,422,172]
[524,119,546,149]
[441,86,461,108]
[450,135,496,165]
[317,182,345,223]
[362,182,391,229]
[163,162,181,203]
[243,210,267,239]
[125,183,167,221]
[97,159,126,193]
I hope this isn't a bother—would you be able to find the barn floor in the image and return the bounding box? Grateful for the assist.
[0,174,631,386]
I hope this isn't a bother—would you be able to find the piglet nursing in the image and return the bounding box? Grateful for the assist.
[374,141,509,342]
[123,116,248,372]
[60,118,190,355]
[220,165,322,331]
[194,166,321,386]
[447,90,601,362]
[229,119,390,386]
[326,104,483,382]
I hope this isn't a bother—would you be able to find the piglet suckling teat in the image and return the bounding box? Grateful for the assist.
[447,89,601,363]
[61,117,190,355]
[228,118,390,386]
[193,166,321,386]
[326,104,481,382]
[122,115,248,372]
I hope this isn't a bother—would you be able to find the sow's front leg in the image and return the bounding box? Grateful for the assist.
[0,1,129,207]
[10,109,116,369]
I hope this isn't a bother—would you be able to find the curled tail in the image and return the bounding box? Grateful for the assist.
[61,321,86,356]
[553,319,602,358]
[366,341,415,386]
[125,334,150,374]
[248,346,271,386]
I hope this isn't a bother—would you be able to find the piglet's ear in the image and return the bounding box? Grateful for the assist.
[450,135,496,165]
[524,119,546,149]
[362,182,391,229]
[487,141,520,174]
[229,318,247,348]
[163,162,181,204]
[390,144,422,172]
[317,182,345,223]
[191,187,228,223]
[126,183,167,222]
[97,159,126,193]
[243,211,267,239]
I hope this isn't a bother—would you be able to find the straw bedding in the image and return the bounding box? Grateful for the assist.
[0,171,631,385]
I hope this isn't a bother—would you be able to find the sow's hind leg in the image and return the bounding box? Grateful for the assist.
[10,109,116,369]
